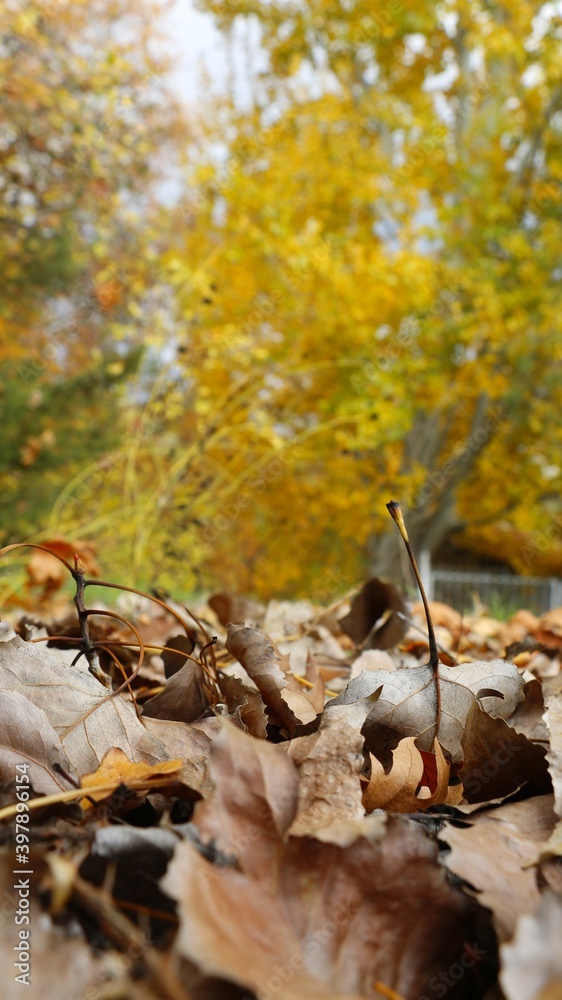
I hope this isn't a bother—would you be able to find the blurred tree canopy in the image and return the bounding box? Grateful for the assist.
[172,0,562,593]
[1,0,562,598]
[0,0,186,569]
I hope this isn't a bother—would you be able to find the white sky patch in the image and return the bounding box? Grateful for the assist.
[521,63,546,88]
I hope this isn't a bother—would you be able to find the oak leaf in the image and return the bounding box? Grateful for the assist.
[363,737,462,813]
[331,658,525,763]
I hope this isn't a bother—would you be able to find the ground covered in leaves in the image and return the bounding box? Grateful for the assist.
[1,570,562,1000]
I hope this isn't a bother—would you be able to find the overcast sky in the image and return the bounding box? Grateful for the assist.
[163,1,223,98]
[163,0,266,109]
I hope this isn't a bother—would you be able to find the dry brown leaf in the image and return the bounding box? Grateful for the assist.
[208,592,265,627]
[219,671,269,738]
[161,633,196,678]
[363,737,462,813]
[412,599,463,634]
[0,690,75,795]
[350,649,397,679]
[441,796,557,942]
[499,609,541,649]
[0,636,178,774]
[226,623,318,732]
[500,892,562,1000]
[141,659,210,723]
[508,678,549,742]
[162,723,492,1000]
[142,715,219,796]
[339,577,407,649]
[460,701,549,804]
[80,747,183,804]
[545,695,562,817]
[331,657,524,763]
[536,608,562,649]
[287,699,373,839]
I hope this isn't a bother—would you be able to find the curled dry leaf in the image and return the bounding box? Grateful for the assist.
[508,678,549,743]
[545,694,562,817]
[536,608,562,649]
[459,702,549,804]
[500,892,562,1000]
[287,699,373,840]
[339,577,407,650]
[141,659,210,723]
[331,658,525,763]
[80,747,183,805]
[226,623,318,732]
[363,738,462,814]
[208,592,265,627]
[0,689,75,795]
[142,715,220,797]
[218,671,269,738]
[162,723,494,1000]
[440,796,557,942]
[161,633,196,678]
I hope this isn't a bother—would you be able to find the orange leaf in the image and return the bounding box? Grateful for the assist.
[363,738,463,813]
[80,748,183,806]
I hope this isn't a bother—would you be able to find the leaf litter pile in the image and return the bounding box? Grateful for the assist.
[1,507,562,1000]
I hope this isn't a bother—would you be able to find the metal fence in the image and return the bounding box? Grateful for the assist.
[429,568,562,616]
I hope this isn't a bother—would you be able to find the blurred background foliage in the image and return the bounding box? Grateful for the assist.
[1,0,562,601]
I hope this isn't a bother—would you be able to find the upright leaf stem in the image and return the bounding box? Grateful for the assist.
[386,501,442,740]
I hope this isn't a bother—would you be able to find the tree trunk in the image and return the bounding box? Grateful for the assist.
[368,394,500,587]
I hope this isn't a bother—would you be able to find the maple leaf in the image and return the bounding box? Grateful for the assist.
[0,636,215,795]
[331,658,525,763]
[363,737,462,814]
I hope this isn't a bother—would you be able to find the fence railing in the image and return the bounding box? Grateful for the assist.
[428,567,562,616]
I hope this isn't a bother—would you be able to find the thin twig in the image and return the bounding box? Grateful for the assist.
[386,501,442,741]
[71,556,109,686]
